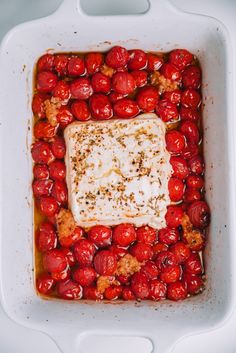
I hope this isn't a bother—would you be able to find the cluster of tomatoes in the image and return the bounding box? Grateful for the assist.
[32,46,210,301]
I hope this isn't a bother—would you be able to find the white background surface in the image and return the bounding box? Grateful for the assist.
[0,0,236,352]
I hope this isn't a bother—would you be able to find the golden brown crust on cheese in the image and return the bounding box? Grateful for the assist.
[150,71,179,93]
[56,208,76,240]
[116,254,141,276]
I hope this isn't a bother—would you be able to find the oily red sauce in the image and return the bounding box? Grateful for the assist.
[32,47,209,301]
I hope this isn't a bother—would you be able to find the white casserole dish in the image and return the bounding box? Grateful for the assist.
[0,0,235,352]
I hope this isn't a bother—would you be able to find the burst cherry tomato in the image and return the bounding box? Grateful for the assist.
[33,164,49,180]
[180,106,200,122]
[183,273,204,295]
[85,52,103,75]
[136,226,156,244]
[147,53,163,71]
[122,287,135,300]
[113,223,136,247]
[36,222,57,252]
[105,46,129,69]
[73,267,96,287]
[130,243,154,262]
[32,179,53,198]
[37,273,55,295]
[167,281,187,301]
[128,49,147,70]
[181,143,199,160]
[56,106,74,128]
[49,160,66,180]
[112,72,136,95]
[31,141,53,164]
[180,121,200,144]
[113,98,139,118]
[170,156,189,179]
[59,226,84,248]
[140,261,159,280]
[155,250,177,270]
[130,70,148,87]
[51,180,68,205]
[168,177,185,202]
[160,63,181,81]
[165,131,186,154]
[57,279,82,300]
[187,200,210,228]
[158,227,179,245]
[136,86,159,112]
[109,245,128,259]
[156,99,178,122]
[54,54,69,76]
[38,196,59,217]
[89,94,113,120]
[188,155,204,175]
[149,279,167,301]
[165,205,184,228]
[37,71,58,93]
[170,242,191,264]
[32,93,47,118]
[52,80,71,101]
[104,285,123,300]
[109,92,125,104]
[37,54,55,72]
[184,188,201,203]
[83,286,103,300]
[43,249,68,273]
[169,49,193,70]
[94,250,117,276]
[160,264,181,284]
[131,272,149,299]
[34,120,58,139]
[71,100,90,121]
[162,89,181,105]
[68,56,85,76]
[88,225,112,248]
[61,248,76,266]
[181,89,201,109]
[91,72,111,93]
[182,65,201,89]
[70,78,93,99]
[73,239,96,267]
[186,175,204,189]
[51,136,66,159]
[184,253,202,275]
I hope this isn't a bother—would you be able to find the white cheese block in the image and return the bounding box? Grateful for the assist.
[64,113,172,229]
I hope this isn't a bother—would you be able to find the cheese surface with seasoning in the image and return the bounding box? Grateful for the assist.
[64,113,172,229]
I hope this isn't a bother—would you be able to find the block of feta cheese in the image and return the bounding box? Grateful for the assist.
[64,113,172,229]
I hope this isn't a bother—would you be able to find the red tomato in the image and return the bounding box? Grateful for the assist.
[122,287,135,300]
[153,243,169,257]
[170,156,189,179]
[187,200,210,228]
[182,65,201,89]
[181,143,199,160]
[165,205,184,228]
[32,140,53,165]
[128,49,147,70]
[184,187,201,203]
[140,261,159,280]
[130,243,154,262]
[113,223,136,247]
[165,130,186,154]
[34,120,58,139]
[136,86,159,112]
[73,239,96,267]
[158,227,179,245]
[112,72,136,95]
[181,89,201,109]
[117,274,130,284]
[183,273,204,295]
[51,267,71,282]
[149,279,167,301]
[70,78,93,99]
[169,49,193,70]
[38,196,59,217]
[51,136,66,159]
[160,63,181,81]
[188,155,204,175]
[43,249,68,273]
[105,46,129,69]
[59,226,84,248]
[61,248,76,266]
[104,285,123,300]
[91,72,111,93]
[94,250,117,276]
[170,242,191,264]
[49,160,66,180]
[52,80,71,101]
[71,100,90,121]
[85,52,103,75]
[89,94,113,120]
[54,54,69,76]
[32,179,53,198]
[73,267,96,287]
[88,225,112,248]
[155,250,177,270]
[180,121,200,144]
[179,106,200,122]
[162,89,181,105]
[56,106,74,128]
[113,98,139,119]
[136,226,156,244]
[32,93,48,118]
[130,70,148,87]
[83,286,103,300]
[68,56,85,76]
[146,53,163,71]
[37,71,58,93]
[109,245,128,259]
[156,99,178,122]
[186,175,204,189]
[167,281,187,301]
[37,54,54,72]
[109,92,125,104]
[168,177,185,202]
[36,222,57,252]
[160,264,181,284]
[51,180,68,205]
[131,272,149,299]
[184,253,202,275]
[33,164,49,180]
[57,279,82,300]
[36,273,55,295]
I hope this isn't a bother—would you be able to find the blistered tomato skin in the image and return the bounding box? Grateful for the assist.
[109,245,128,259]
[147,53,163,71]
[91,72,111,93]
[184,253,202,275]
[70,78,93,100]
[37,71,58,93]
[49,160,66,180]
[149,279,167,301]
[122,287,135,300]
[155,250,177,270]
[104,286,123,300]
[33,164,49,180]
[128,49,147,70]
[89,94,113,120]
[71,100,90,121]
[136,86,159,112]
[51,180,68,205]
[51,136,66,159]
[37,54,55,72]
[57,280,82,300]
[131,272,149,299]
[169,49,193,70]
[160,264,181,284]
[182,65,201,89]
[180,121,200,144]
[130,70,148,87]
[167,281,187,301]
[105,46,129,69]
[181,89,201,109]
[187,201,210,229]
[61,248,76,266]
[170,156,189,179]
[165,131,186,154]
[39,196,59,217]
[83,286,103,300]
[54,55,69,76]
[32,179,53,198]
[170,242,191,264]
[37,274,55,295]
[94,250,117,276]
[36,222,57,252]
[156,99,178,122]
[85,52,103,75]
[158,227,179,245]
[88,225,112,248]
[186,175,204,189]
[140,261,159,280]
[32,93,47,118]
[160,63,181,81]
[136,226,156,244]
[68,56,85,77]
[188,155,204,175]
[163,90,181,105]
[113,98,139,119]
[130,243,154,262]
[73,267,96,287]
[184,188,201,203]
[73,239,96,267]
[113,223,136,247]
[183,273,204,295]
[34,121,58,139]
[43,249,68,273]
[112,72,136,95]
[56,106,74,128]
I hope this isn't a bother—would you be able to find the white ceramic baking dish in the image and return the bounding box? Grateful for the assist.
[0,0,236,352]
